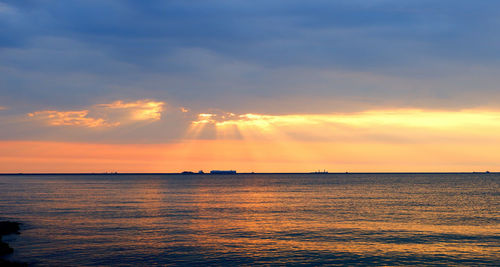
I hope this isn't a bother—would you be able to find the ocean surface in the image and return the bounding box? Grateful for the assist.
[0,173,499,266]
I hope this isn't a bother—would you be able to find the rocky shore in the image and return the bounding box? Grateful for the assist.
[0,221,27,267]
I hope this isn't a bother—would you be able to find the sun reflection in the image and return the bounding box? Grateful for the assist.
[177,179,500,261]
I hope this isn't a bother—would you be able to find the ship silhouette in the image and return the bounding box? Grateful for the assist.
[210,170,237,174]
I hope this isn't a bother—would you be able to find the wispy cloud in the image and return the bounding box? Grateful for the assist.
[192,111,236,125]
[28,110,117,128]
[99,100,164,121]
[28,99,166,127]
[0,106,7,111]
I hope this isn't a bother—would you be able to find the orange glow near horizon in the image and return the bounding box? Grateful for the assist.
[2,109,500,173]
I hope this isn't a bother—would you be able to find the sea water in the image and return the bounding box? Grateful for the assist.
[0,173,499,266]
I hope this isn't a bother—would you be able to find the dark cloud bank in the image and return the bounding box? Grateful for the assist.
[1,0,500,114]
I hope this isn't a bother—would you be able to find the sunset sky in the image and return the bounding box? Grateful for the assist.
[1,0,500,172]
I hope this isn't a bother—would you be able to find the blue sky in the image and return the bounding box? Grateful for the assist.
[1,0,500,142]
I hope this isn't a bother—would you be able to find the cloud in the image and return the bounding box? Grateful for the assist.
[28,110,119,128]
[6,100,500,147]
[28,99,166,127]
[3,0,500,68]
[192,111,237,125]
[0,106,7,110]
[1,0,500,115]
[99,100,164,121]
[27,110,116,127]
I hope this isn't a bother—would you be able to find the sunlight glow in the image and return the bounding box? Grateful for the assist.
[173,109,500,172]
[190,109,500,143]
[191,110,500,146]
[6,109,500,172]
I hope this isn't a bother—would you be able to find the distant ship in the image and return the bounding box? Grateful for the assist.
[181,170,206,174]
[210,170,237,174]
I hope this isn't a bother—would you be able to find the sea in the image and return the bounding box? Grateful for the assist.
[0,173,499,266]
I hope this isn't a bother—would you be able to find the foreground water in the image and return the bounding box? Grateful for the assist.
[0,173,499,266]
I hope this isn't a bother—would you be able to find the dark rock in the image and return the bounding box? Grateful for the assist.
[0,221,21,256]
[0,259,28,267]
[0,222,21,236]
[0,241,14,256]
[0,221,27,266]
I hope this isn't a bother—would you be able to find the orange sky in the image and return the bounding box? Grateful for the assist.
[0,140,498,173]
[2,108,500,173]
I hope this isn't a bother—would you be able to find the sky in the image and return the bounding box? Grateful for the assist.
[1,0,500,172]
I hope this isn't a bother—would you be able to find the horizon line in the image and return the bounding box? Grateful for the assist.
[0,171,497,176]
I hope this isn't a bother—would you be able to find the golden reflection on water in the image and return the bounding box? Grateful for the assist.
[1,174,498,265]
[163,178,499,261]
